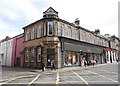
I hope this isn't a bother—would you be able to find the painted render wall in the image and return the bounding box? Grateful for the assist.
[0,39,13,66]
[11,34,24,67]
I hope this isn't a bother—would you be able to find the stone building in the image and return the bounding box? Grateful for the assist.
[23,7,119,69]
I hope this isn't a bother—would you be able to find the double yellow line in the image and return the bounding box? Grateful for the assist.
[71,70,88,85]
[0,74,37,85]
[56,72,59,84]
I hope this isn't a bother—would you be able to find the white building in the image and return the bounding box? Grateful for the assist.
[0,38,13,66]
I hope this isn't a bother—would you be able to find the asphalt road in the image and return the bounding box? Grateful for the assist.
[0,62,119,86]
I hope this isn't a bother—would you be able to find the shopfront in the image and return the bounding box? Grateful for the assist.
[59,37,104,67]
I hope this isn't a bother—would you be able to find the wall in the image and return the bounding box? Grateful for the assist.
[1,39,13,66]
[11,34,24,67]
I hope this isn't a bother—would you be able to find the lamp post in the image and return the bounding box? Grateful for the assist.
[79,50,83,66]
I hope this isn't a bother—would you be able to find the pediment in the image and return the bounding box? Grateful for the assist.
[43,7,58,15]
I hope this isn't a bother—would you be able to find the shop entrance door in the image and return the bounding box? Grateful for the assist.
[16,57,20,67]
[47,49,55,67]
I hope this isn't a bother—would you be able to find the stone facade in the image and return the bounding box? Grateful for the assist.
[22,7,120,69]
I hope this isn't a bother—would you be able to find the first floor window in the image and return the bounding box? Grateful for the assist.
[37,47,41,62]
[47,22,53,36]
[31,48,34,62]
[25,50,29,62]
[61,24,64,36]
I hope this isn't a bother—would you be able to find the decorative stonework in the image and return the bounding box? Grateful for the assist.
[43,7,58,18]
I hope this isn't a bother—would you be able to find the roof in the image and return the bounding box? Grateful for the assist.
[43,7,58,14]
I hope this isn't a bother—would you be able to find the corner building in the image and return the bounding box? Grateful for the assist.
[23,7,115,69]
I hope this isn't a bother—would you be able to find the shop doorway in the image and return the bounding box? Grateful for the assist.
[16,57,20,67]
[47,49,55,67]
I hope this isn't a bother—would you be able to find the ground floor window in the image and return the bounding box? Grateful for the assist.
[64,51,78,66]
[31,48,34,62]
[37,47,42,62]
[25,50,29,62]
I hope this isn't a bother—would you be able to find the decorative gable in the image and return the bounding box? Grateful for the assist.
[43,7,58,18]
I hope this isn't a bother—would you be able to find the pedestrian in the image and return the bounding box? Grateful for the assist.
[84,60,87,67]
[95,60,98,64]
[51,60,56,70]
[41,62,45,71]
[93,60,96,66]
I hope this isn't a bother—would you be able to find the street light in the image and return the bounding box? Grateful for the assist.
[79,50,83,66]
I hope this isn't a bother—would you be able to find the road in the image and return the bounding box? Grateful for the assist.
[0,62,119,86]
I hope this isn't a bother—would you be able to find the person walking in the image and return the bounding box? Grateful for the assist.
[84,60,87,67]
[51,60,56,70]
[93,60,96,66]
[41,62,45,71]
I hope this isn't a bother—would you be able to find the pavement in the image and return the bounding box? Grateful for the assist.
[24,62,116,74]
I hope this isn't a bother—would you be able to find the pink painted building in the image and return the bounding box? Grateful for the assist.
[11,33,24,67]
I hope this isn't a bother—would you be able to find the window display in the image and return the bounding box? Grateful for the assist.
[64,52,78,66]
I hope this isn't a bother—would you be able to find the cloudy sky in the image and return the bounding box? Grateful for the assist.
[0,0,119,40]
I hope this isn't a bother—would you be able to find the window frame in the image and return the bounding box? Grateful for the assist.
[47,22,54,36]
[37,47,42,62]
[30,48,35,62]
[25,49,29,62]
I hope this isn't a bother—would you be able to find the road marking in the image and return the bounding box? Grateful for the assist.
[56,72,59,84]
[33,81,55,83]
[71,70,88,85]
[0,74,37,82]
[29,74,40,85]
[0,78,16,85]
[87,70,118,83]
[4,83,30,84]
[0,74,38,85]
[97,69,118,74]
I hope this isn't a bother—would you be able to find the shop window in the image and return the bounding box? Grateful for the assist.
[47,22,53,36]
[37,47,42,62]
[25,50,29,62]
[31,48,34,62]
[64,52,78,66]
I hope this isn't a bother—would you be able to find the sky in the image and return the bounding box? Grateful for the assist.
[0,0,119,40]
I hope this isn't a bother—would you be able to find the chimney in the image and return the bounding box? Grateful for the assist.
[94,29,100,34]
[74,18,80,26]
[104,34,111,38]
